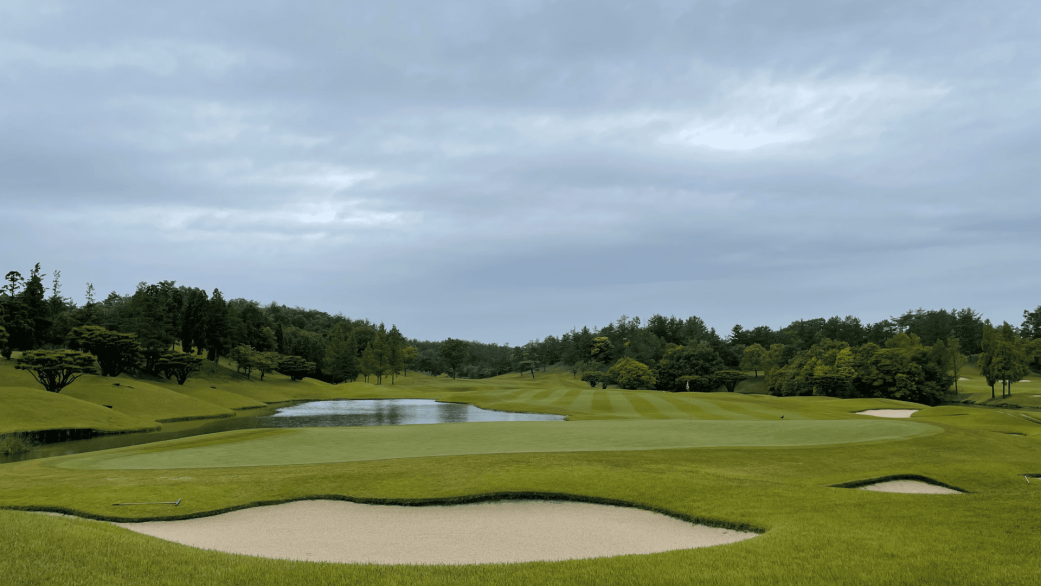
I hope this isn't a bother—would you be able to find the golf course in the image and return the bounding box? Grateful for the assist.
[2,355,1040,585]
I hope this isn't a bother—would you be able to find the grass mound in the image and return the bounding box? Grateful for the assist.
[0,387,158,435]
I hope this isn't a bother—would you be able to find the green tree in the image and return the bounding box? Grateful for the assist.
[607,357,656,390]
[125,283,176,375]
[740,343,768,377]
[580,371,601,388]
[279,355,315,381]
[205,289,231,365]
[438,338,469,379]
[1021,305,1041,340]
[66,325,141,377]
[589,336,614,369]
[387,325,405,384]
[993,322,1029,397]
[359,342,376,383]
[0,325,8,359]
[253,352,281,381]
[229,345,256,378]
[655,342,724,392]
[156,352,203,385]
[325,325,359,383]
[715,370,749,392]
[677,374,717,393]
[15,349,98,393]
[978,322,999,398]
[401,345,418,376]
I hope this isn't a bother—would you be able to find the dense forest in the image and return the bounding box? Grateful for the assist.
[3,263,1040,405]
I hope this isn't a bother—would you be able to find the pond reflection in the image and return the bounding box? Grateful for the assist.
[1,399,564,464]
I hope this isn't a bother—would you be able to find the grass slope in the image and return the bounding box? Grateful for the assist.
[0,387,157,435]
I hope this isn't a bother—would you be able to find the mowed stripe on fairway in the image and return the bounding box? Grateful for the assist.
[58,419,942,470]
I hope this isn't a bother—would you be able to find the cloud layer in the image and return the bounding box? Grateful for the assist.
[3,0,1039,343]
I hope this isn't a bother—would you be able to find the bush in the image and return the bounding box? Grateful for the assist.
[607,357,656,390]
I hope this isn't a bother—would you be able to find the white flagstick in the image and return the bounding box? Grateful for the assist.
[687,380,691,422]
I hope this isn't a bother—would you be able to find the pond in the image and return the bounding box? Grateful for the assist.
[0,399,565,464]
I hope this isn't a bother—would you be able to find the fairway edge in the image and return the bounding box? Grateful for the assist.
[0,491,767,534]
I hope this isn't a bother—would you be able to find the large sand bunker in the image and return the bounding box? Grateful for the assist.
[115,500,757,565]
[859,480,960,494]
[856,409,918,418]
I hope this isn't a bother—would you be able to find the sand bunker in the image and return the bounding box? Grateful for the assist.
[859,480,960,494]
[958,377,969,381]
[115,500,756,565]
[856,409,918,418]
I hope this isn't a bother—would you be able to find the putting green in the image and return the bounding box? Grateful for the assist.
[58,419,942,470]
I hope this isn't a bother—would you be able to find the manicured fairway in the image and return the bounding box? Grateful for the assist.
[57,419,942,470]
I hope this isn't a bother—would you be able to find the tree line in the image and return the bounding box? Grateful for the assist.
[3,263,1040,404]
[0,264,419,392]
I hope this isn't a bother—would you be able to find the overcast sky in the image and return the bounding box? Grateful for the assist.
[2,0,1039,344]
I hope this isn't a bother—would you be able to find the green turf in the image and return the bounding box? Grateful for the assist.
[56,419,942,470]
[4,359,1041,584]
[0,387,158,435]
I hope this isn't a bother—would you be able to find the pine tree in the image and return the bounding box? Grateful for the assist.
[205,289,231,365]
[387,324,405,384]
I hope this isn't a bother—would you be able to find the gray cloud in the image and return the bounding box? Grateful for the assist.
[2,0,1039,344]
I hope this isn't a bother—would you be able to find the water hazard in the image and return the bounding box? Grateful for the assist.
[1,399,564,464]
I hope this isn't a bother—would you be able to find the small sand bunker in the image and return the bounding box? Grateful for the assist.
[856,409,918,418]
[116,500,756,565]
[859,480,960,494]
[958,377,970,381]
[1019,379,1031,383]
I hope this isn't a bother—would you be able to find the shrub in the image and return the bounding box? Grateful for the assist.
[607,357,657,390]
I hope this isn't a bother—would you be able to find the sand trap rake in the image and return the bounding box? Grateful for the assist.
[113,499,182,507]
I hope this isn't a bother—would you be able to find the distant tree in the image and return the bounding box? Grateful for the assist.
[229,345,256,378]
[279,355,315,381]
[0,326,8,359]
[387,325,405,384]
[569,360,585,379]
[581,371,601,388]
[66,325,141,377]
[655,342,724,392]
[740,344,768,377]
[589,337,614,369]
[16,350,98,393]
[205,289,231,365]
[607,357,656,390]
[275,323,285,354]
[2,271,34,355]
[677,374,717,393]
[156,352,202,385]
[994,322,1029,397]
[175,287,209,355]
[20,264,51,350]
[359,342,376,383]
[715,370,749,392]
[1021,305,1041,340]
[125,283,176,375]
[439,338,469,379]
[325,325,359,383]
[253,352,281,381]
[401,345,418,376]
